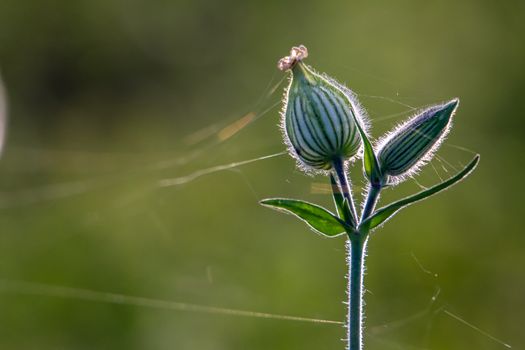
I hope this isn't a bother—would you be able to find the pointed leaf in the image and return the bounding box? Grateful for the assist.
[260,198,348,237]
[349,109,382,185]
[361,130,382,185]
[361,155,479,231]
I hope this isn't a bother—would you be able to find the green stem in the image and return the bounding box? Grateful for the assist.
[333,158,358,226]
[347,236,367,350]
[360,184,381,223]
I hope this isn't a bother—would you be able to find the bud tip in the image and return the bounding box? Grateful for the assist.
[277,45,308,71]
[447,98,459,109]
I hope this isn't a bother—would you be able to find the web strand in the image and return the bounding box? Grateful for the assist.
[0,65,503,350]
[0,279,343,326]
[443,309,512,349]
[158,151,286,187]
[408,253,512,349]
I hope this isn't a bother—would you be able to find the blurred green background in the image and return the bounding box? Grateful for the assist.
[0,0,523,349]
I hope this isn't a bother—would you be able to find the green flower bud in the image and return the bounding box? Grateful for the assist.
[377,99,458,184]
[278,46,366,171]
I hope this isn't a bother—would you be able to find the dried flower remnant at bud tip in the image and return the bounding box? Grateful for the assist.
[277,45,308,71]
[278,45,366,171]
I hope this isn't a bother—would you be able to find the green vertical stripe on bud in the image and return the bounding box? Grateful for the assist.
[377,99,458,181]
[281,59,364,171]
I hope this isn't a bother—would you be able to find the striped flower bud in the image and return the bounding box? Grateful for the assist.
[278,45,365,171]
[377,99,458,184]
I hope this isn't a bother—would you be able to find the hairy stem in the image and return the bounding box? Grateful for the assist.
[333,158,358,226]
[347,236,367,350]
[360,184,381,223]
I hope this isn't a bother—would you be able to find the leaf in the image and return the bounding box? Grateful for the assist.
[362,131,382,185]
[260,198,349,237]
[350,111,382,185]
[342,199,353,226]
[361,155,479,231]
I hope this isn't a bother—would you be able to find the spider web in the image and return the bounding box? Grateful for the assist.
[0,67,512,350]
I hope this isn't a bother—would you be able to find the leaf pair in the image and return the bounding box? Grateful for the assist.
[260,155,479,237]
[262,90,477,237]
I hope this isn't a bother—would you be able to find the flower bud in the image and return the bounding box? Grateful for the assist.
[377,99,458,183]
[278,46,365,171]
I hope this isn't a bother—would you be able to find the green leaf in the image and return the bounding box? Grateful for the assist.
[362,132,382,185]
[342,199,353,226]
[260,198,348,237]
[361,155,479,231]
[349,110,382,185]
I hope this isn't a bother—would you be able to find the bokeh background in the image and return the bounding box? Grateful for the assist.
[0,0,523,349]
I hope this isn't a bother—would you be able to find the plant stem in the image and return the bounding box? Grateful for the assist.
[347,236,367,350]
[360,184,381,223]
[333,158,358,226]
